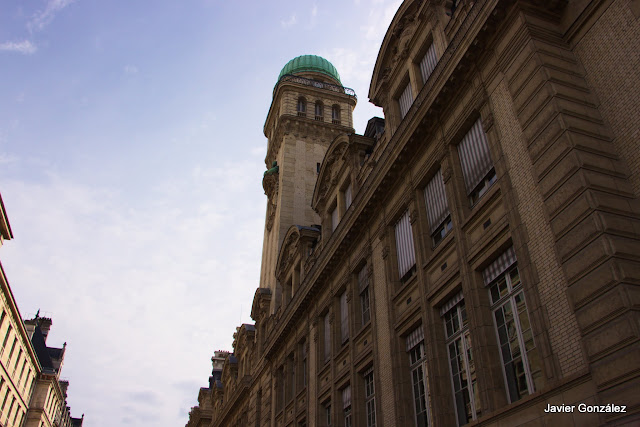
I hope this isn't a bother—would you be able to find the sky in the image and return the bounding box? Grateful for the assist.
[0,0,401,425]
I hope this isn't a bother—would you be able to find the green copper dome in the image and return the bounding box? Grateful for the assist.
[277,55,341,84]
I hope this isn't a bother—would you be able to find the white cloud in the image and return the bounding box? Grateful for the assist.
[0,157,266,425]
[0,40,37,54]
[28,0,77,33]
[281,14,297,28]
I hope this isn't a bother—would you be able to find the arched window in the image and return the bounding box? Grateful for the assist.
[297,97,307,117]
[315,101,324,121]
[332,105,341,124]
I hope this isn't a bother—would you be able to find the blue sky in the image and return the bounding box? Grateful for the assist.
[0,0,400,424]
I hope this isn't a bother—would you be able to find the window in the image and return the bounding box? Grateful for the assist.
[324,402,332,426]
[442,294,480,425]
[276,366,285,411]
[12,350,21,375]
[344,183,352,211]
[323,312,331,363]
[297,97,307,117]
[364,368,376,427]
[315,101,324,121]
[301,340,307,387]
[398,82,413,119]
[358,265,371,325]
[407,327,430,427]
[18,359,26,388]
[424,169,452,246]
[340,292,349,344]
[419,42,438,85]
[458,118,496,205]
[485,247,542,403]
[7,397,15,425]
[342,385,352,427]
[287,353,295,402]
[395,210,416,283]
[332,105,341,124]
[331,204,339,232]
[1,325,11,355]
[7,337,17,363]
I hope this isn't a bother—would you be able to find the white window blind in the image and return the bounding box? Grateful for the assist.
[345,184,352,210]
[458,118,493,194]
[399,82,413,119]
[342,385,351,409]
[324,313,331,361]
[482,246,517,286]
[406,326,425,351]
[358,265,368,291]
[423,170,450,234]
[420,43,438,84]
[395,210,416,279]
[340,292,349,343]
[331,206,339,232]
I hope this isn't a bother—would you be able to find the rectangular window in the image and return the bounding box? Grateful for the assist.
[484,247,542,403]
[325,402,331,426]
[442,294,480,425]
[12,349,21,375]
[7,397,15,425]
[458,118,496,205]
[340,292,349,343]
[323,312,331,363]
[420,42,438,85]
[364,368,376,427]
[331,205,339,232]
[395,210,416,283]
[359,265,371,325]
[1,326,12,355]
[344,183,353,210]
[399,82,413,119]
[342,385,352,427]
[407,327,430,427]
[424,169,452,246]
[7,337,17,364]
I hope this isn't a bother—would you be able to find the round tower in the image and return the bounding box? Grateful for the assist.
[259,55,357,313]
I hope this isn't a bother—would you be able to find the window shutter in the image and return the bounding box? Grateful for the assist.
[394,210,416,279]
[458,118,493,194]
[399,82,413,118]
[482,247,517,286]
[423,170,450,233]
[331,207,339,232]
[420,43,438,84]
[340,292,349,342]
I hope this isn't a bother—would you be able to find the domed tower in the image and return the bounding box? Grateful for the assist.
[260,55,357,313]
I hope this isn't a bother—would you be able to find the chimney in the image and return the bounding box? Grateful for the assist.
[38,317,52,343]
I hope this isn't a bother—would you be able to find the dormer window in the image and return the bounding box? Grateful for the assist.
[315,101,324,121]
[332,105,341,124]
[297,97,307,117]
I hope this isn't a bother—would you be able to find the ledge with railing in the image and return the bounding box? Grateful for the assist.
[275,74,357,99]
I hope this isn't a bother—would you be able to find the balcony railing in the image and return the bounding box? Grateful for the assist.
[275,74,357,99]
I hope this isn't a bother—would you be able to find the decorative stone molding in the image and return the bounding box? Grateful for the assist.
[382,245,390,259]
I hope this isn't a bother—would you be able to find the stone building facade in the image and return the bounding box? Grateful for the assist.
[187,0,640,425]
[0,193,84,427]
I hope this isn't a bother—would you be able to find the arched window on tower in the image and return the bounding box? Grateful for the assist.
[315,101,324,121]
[332,105,341,125]
[297,97,307,117]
